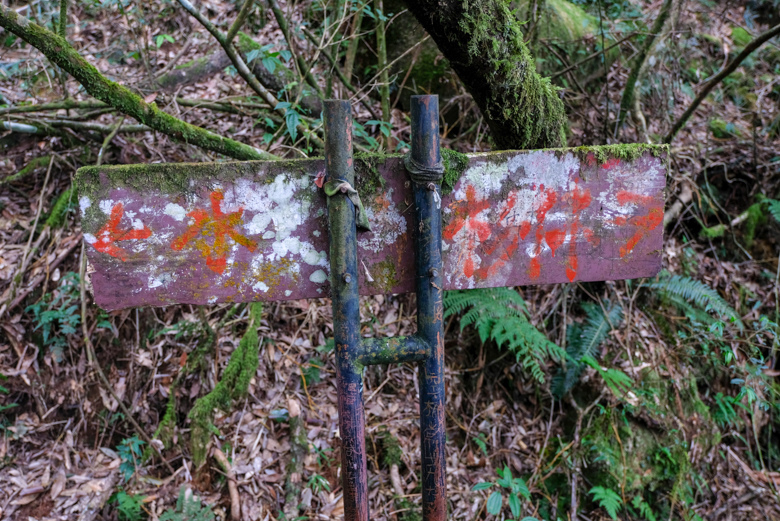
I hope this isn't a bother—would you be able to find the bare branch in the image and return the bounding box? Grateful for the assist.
[665,22,780,143]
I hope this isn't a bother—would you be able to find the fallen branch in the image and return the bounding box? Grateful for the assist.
[1,120,67,137]
[0,155,51,186]
[212,448,241,519]
[665,22,780,143]
[0,99,105,115]
[0,4,277,161]
[663,182,693,228]
[283,398,307,520]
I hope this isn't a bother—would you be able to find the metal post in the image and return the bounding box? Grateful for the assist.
[409,95,447,521]
[324,95,445,521]
[324,100,368,521]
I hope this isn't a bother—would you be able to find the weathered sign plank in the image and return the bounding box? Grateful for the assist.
[76,145,667,310]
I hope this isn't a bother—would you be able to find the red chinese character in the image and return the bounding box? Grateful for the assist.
[444,185,492,278]
[91,202,152,261]
[171,191,257,274]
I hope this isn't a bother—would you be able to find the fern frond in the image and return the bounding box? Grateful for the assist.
[444,288,558,383]
[589,486,623,520]
[552,301,623,398]
[645,274,743,330]
[767,199,780,223]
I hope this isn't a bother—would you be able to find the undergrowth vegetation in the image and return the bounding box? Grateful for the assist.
[1,0,779,519]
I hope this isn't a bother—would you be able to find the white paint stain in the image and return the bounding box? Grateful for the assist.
[99,199,115,215]
[79,196,91,214]
[309,269,327,283]
[164,203,187,221]
[357,189,407,253]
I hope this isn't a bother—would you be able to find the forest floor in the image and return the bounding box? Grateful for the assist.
[1,0,780,520]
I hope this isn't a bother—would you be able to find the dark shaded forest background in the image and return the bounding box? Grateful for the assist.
[0,0,779,519]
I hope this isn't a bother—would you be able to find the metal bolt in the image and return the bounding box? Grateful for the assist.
[428,268,438,278]
[426,182,436,191]
[343,273,352,283]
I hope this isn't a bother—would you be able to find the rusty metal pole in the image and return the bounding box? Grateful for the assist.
[408,95,447,521]
[324,100,368,521]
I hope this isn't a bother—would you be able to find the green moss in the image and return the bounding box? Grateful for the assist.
[731,26,752,47]
[355,152,395,198]
[189,324,259,466]
[369,259,400,294]
[142,386,178,463]
[237,31,262,52]
[380,430,403,467]
[743,201,766,248]
[44,186,74,228]
[441,148,469,194]
[571,143,669,164]
[453,0,567,149]
[1,155,51,186]
[709,118,741,139]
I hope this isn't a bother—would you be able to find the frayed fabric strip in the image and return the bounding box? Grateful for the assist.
[323,179,372,231]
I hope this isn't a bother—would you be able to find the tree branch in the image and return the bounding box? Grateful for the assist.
[615,0,675,133]
[665,22,780,143]
[267,0,324,99]
[175,0,324,149]
[0,4,276,161]
[226,0,254,44]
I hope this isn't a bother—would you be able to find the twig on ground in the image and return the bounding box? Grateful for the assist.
[665,22,780,143]
[96,116,125,166]
[212,448,241,519]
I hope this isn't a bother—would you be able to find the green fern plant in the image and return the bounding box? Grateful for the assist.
[589,486,623,520]
[645,273,743,330]
[582,356,633,396]
[444,288,563,383]
[631,495,657,521]
[112,490,145,521]
[552,301,623,398]
[766,198,780,223]
[159,487,215,521]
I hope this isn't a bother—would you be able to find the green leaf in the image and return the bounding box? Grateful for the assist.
[285,109,300,141]
[245,49,261,64]
[472,482,493,491]
[262,56,277,74]
[486,491,503,515]
[589,486,623,520]
[512,477,530,499]
[497,466,512,488]
[508,493,521,518]
[155,34,174,48]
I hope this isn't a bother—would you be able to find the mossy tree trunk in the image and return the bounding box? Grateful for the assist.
[401,0,567,150]
[0,5,275,161]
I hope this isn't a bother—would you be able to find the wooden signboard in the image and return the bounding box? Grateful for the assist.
[76,146,666,310]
